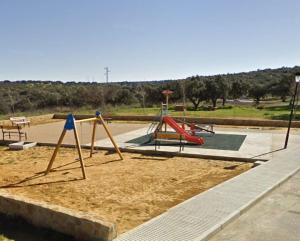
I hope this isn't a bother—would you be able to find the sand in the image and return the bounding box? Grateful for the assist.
[0,146,252,234]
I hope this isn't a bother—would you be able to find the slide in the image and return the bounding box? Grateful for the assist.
[163,116,205,145]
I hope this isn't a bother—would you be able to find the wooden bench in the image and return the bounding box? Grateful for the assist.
[0,125,27,141]
[10,116,31,127]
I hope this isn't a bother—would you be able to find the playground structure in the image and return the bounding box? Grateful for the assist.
[148,91,215,150]
[45,111,123,179]
[1,105,299,241]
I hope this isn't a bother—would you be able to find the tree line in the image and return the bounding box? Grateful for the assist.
[0,66,299,115]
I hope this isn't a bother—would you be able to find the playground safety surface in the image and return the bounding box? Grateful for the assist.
[127,133,247,151]
[0,146,252,234]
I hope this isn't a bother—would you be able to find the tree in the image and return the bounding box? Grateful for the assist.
[115,88,137,105]
[136,84,146,109]
[7,88,16,114]
[248,83,269,104]
[204,78,222,108]
[144,85,163,107]
[185,76,206,110]
[230,80,244,99]
[270,75,293,102]
[215,75,230,106]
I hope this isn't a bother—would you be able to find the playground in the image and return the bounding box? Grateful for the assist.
[0,91,300,241]
[0,146,252,234]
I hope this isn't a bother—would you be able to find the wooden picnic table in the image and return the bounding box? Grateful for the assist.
[10,116,31,127]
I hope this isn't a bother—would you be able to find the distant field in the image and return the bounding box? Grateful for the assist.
[99,103,299,121]
[0,102,299,121]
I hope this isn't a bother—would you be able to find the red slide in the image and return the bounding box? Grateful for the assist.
[163,116,205,145]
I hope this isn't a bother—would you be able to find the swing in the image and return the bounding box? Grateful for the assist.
[45,111,123,179]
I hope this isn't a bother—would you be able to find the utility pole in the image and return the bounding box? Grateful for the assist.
[284,73,300,149]
[104,67,110,83]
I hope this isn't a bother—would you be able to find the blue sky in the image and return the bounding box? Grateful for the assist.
[0,0,299,82]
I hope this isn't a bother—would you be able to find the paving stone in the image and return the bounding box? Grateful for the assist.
[115,147,300,241]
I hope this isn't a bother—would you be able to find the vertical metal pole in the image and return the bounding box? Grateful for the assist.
[284,82,299,149]
[166,94,169,113]
[104,67,110,83]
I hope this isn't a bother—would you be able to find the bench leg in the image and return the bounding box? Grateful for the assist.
[179,136,182,152]
[179,139,181,152]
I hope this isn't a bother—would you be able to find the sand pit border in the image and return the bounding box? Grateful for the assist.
[35,142,268,163]
[0,190,117,241]
[0,140,267,163]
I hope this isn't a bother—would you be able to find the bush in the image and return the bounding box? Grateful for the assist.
[218,105,233,110]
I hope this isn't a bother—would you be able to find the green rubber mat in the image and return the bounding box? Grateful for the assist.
[126,133,246,151]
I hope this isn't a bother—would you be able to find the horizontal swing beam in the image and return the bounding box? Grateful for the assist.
[46,111,123,180]
[75,117,98,123]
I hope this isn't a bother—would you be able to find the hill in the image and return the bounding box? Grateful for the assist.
[0,66,299,115]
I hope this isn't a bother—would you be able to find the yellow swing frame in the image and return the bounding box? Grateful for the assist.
[44,111,123,179]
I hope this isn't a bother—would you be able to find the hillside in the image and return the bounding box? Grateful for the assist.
[0,66,300,116]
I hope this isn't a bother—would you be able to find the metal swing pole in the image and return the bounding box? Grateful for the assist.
[284,74,300,149]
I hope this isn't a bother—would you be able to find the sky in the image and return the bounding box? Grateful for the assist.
[0,0,300,82]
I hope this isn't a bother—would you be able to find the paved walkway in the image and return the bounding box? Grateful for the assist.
[115,146,300,241]
[209,170,300,241]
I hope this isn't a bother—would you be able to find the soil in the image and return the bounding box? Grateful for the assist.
[0,146,252,234]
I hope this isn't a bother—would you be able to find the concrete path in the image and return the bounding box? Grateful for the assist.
[115,146,300,241]
[209,170,300,241]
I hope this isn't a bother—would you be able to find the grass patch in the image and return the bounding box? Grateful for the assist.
[1,102,299,121]
[106,105,297,120]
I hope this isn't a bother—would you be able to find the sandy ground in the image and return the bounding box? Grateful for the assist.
[0,146,252,234]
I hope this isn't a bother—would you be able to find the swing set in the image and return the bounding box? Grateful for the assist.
[45,111,123,179]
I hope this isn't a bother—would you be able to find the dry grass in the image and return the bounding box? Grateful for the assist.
[0,114,59,126]
[0,146,252,234]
